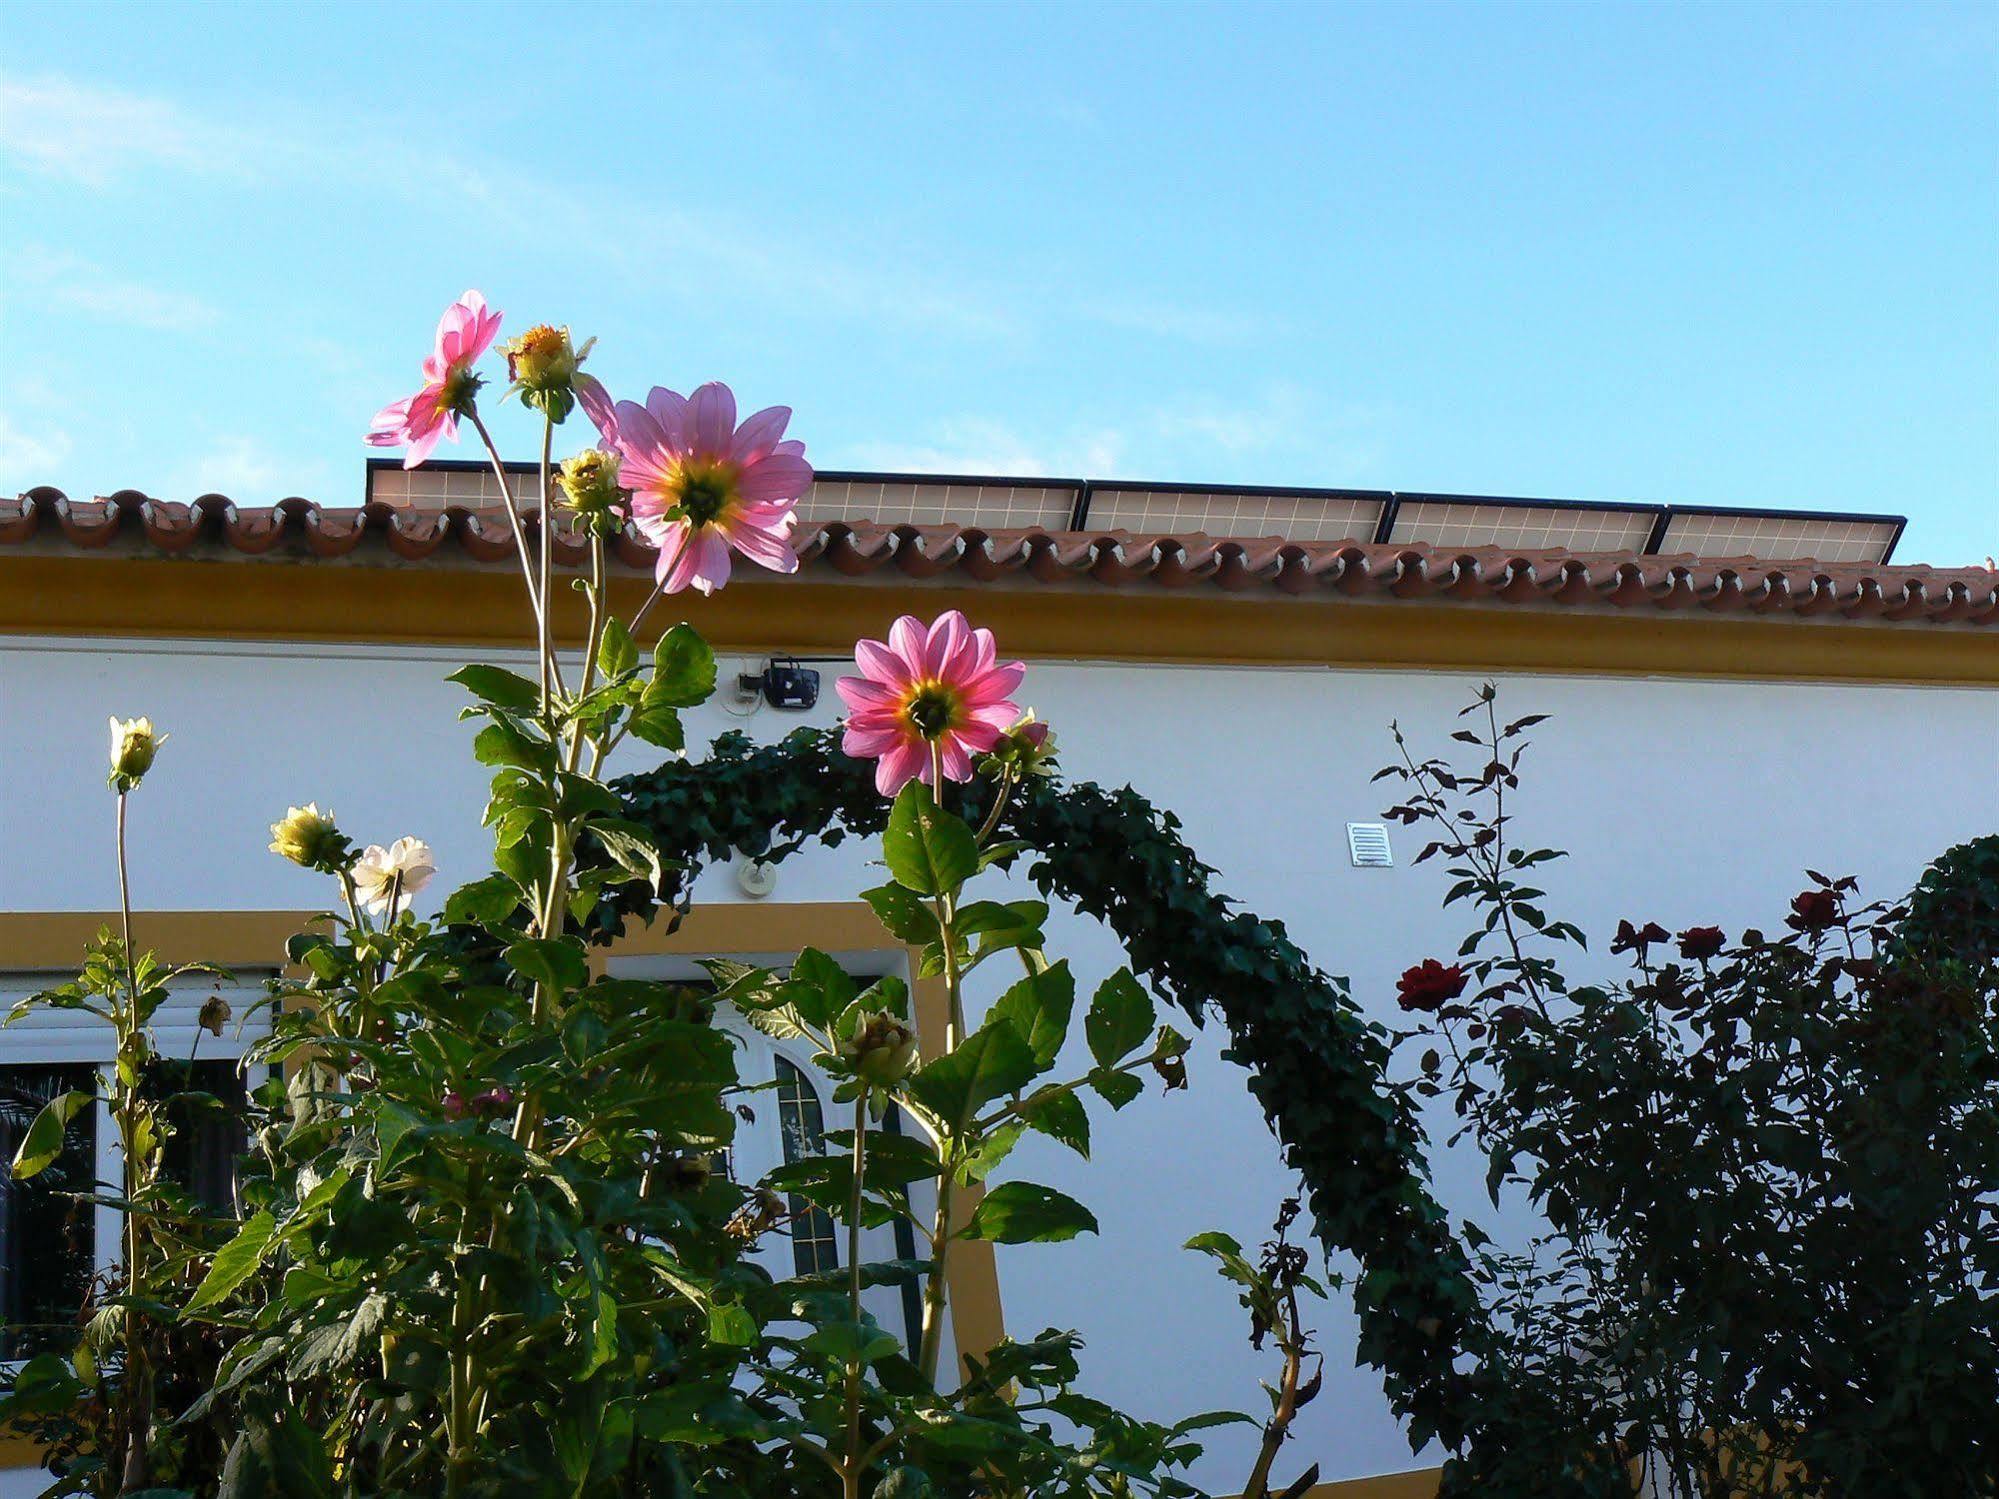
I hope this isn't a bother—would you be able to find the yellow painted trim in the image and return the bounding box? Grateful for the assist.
[3,553,1993,686]
[592,900,1007,1374]
[0,909,316,970]
[1294,1470,1441,1498]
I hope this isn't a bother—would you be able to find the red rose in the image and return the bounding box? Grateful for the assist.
[1397,959,1468,1012]
[1789,890,1840,931]
[1677,926,1726,961]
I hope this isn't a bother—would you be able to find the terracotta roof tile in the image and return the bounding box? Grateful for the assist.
[4,487,1995,627]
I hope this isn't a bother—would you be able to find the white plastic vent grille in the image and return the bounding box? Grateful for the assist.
[1346,823,1393,868]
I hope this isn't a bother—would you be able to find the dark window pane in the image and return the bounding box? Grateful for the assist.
[149,1059,249,1215]
[775,1058,838,1276]
[0,1064,99,1360]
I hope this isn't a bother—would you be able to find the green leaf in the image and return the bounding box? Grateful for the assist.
[802,1320,901,1367]
[597,616,639,681]
[957,1121,1024,1184]
[990,961,1074,1070]
[506,938,589,995]
[1085,968,1155,1068]
[449,663,541,711]
[1090,1067,1143,1111]
[648,624,717,708]
[863,882,941,945]
[474,717,556,773]
[187,1210,279,1313]
[589,819,668,897]
[443,873,523,928]
[907,1022,1037,1126]
[790,947,857,1030]
[625,703,685,752]
[10,1088,92,1180]
[1018,1088,1090,1158]
[707,1300,759,1347]
[961,1182,1099,1243]
[883,782,978,897]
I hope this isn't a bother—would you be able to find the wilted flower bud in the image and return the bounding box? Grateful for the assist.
[440,1090,468,1121]
[473,1086,514,1117]
[664,1152,715,1192]
[557,448,626,534]
[840,1011,920,1087]
[198,995,232,1038]
[269,804,346,871]
[107,716,165,791]
[502,324,599,422]
[984,710,1059,779]
[503,323,581,392]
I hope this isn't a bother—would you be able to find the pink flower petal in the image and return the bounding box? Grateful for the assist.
[688,382,737,457]
[684,527,734,595]
[644,387,692,453]
[731,405,792,465]
[722,516,799,574]
[854,638,915,688]
[887,617,930,676]
[843,721,909,757]
[577,374,617,442]
[938,739,973,783]
[836,675,898,710]
[876,740,925,795]
[737,452,813,504]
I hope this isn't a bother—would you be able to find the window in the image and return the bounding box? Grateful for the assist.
[0,1064,98,1360]
[775,1056,838,1275]
[0,962,275,1366]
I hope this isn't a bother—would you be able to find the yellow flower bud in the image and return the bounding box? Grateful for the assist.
[503,324,580,394]
[107,716,164,791]
[269,803,345,871]
[840,1011,920,1087]
[558,448,626,532]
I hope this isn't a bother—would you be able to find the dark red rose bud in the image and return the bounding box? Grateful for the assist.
[474,1086,515,1116]
[1612,919,1672,956]
[1789,889,1840,931]
[1677,926,1726,961]
[441,1090,468,1120]
[1397,959,1468,1012]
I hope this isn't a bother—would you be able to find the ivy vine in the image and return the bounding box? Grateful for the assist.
[594,728,1486,1453]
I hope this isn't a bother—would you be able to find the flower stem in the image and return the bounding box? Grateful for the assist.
[114,790,153,1493]
[537,416,555,710]
[842,1097,869,1486]
[466,407,550,651]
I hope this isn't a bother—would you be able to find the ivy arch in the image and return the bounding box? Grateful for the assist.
[592,727,1487,1453]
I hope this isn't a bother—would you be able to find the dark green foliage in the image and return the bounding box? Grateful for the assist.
[603,728,1485,1453]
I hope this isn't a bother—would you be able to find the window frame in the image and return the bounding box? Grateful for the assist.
[0,911,315,1385]
[593,900,1006,1378]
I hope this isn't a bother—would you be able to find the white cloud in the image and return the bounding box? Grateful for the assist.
[10,245,216,332]
[1079,296,1270,345]
[0,412,72,480]
[835,386,1394,486]
[839,418,1128,478]
[0,74,252,186]
[173,437,326,502]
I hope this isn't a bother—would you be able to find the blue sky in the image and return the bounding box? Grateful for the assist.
[1,1,1993,563]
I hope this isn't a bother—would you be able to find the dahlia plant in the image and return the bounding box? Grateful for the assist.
[5,290,1279,1497]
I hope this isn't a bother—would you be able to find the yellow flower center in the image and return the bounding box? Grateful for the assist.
[901,682,962,740]
[667,458,741,528]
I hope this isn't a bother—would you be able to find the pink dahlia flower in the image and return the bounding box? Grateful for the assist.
[610,382,812,595]
[837,611,1025,795]
[366,290,503,469]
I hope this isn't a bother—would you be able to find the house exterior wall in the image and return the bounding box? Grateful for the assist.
[2,631,1994,1491]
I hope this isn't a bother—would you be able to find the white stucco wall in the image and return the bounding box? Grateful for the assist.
[2,630,1995,1490]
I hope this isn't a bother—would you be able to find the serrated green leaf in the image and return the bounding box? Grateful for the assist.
[990,960,1074,1070]
[187,1210,278,1313]
[10,1088,93,1180]
[448,663,541,711]
[883,782,978,897]
[907,1022,1037,1126]
[506,938,589,995]
[648,624,717,708]
[597,616,639,681]
[960,1182,1098,1243]
[863,882,940,944]
[1085,968,1154,1068]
